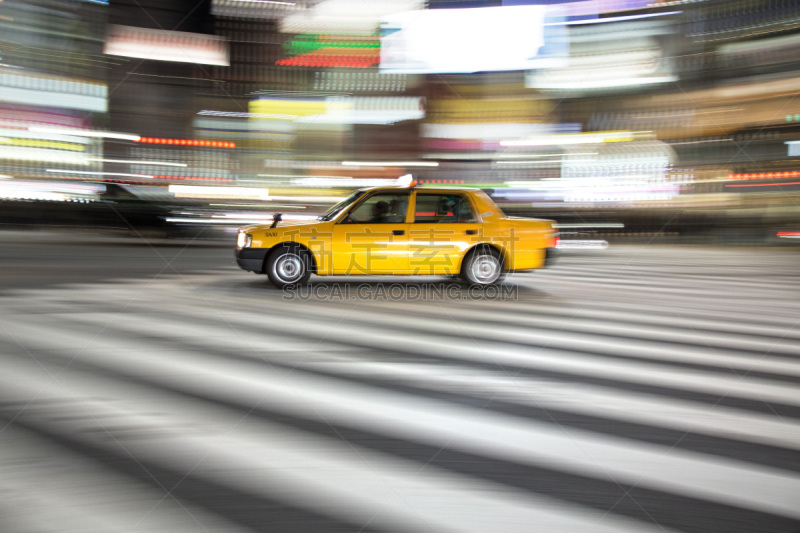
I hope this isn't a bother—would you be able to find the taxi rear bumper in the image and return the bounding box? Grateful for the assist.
[544,246,558,267]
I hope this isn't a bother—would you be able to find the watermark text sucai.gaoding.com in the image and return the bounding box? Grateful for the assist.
[282,282,518,301]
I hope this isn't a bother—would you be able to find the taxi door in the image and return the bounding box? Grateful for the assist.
[332,191,411,274]
[408,191,481,276]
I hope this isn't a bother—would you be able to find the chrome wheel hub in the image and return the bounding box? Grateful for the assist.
[276,254,303,281]
[471,254,500,284]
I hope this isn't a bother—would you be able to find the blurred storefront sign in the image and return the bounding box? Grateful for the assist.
[212,0,300,20]
[104,25,229,66]
[0,69,107,113]
[279,0,424,33]
[526,17,677,93]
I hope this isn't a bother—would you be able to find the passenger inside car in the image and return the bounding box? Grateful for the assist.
[370,201,391,222]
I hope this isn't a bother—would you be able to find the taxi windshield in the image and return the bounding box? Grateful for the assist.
[317,191,365,221]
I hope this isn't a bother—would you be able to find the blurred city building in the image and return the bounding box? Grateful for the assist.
[1,0,800,243]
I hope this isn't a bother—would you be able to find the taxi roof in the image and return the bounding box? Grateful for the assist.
[357,184,481,193]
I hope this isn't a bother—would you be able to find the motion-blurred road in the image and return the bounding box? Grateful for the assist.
[1,229,799,533]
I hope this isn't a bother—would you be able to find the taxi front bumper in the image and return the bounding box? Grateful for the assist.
[235,247,270,273]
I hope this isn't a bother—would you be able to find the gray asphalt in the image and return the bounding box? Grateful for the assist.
[1,229,799,533]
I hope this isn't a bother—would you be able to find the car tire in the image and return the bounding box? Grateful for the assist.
[460,246,505,286]
[266,245,312,288]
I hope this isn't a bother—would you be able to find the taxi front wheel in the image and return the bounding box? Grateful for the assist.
[461,247,505,285]
[267,245,312,288]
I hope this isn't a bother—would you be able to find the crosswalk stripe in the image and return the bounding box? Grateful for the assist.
[263,304,800,377]
[17,277,800,352]
[336,297,800,354]
[6,301,800,469]
[10,293,800,414]
[2,315,800,522]
[301,359,800,453]
[0,358,684,533]
[10,294,800,455]
[3,261,800,533]
[73,302,800,409]
[0,425,253,533]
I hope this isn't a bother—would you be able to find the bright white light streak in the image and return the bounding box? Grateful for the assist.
[0,146,91,165]
[248,113,299,120]
[88,158,188,167]
[212,213,276,220]
[533,76,678,90]
[0,180,106,201]
[497,152,597,159]
[342,161,439,167]
[269,196,344,202]
[169,185,269,199]
[505,180,554,188]
[199,110,251,117]
[556,223,624,229]
[501,132,642,147]
[211,213,316,221]
[166,214,317,224]
[506,178,650,189]
[670,139,732,146]
[496,160,563,165]
[565,11,682,25]
[1,129,92,144]
[556,240,609,249]
[209,204,304,209]
[257,174,353,179]
[29,126,141,141]
[1,191,68,201]
[292,177,401,187]
[166,218,241,225]
[46,169,154,179]
[236,0,296,4]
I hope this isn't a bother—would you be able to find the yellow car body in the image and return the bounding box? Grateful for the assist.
[235,184,557,287]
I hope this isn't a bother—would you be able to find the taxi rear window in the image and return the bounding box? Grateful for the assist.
[414,194,476,223]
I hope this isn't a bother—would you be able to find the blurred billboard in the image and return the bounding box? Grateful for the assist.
[526,14,678,93]
[104,24,229,66]
[379,5,568,74]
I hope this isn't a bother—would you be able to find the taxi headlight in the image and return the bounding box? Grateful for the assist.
[237,232,252,249]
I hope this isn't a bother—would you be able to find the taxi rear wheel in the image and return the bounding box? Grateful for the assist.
[461,247,504,286]
[266,245,312,288]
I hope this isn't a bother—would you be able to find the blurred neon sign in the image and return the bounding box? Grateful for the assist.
[277,34,381,68]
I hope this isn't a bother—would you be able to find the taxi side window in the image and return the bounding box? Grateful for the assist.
[341,193,409,224]
[413,194,476,223]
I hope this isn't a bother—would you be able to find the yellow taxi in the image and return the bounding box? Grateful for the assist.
[235,182,557,287]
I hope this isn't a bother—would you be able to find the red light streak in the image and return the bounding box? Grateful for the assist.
[276,47,380,69]
[728,171,800,180]
[136,137,235,148]
[725,181,800,188]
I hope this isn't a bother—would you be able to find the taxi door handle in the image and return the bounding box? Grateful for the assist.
[466,230,477,235]
[392,230,405,235]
